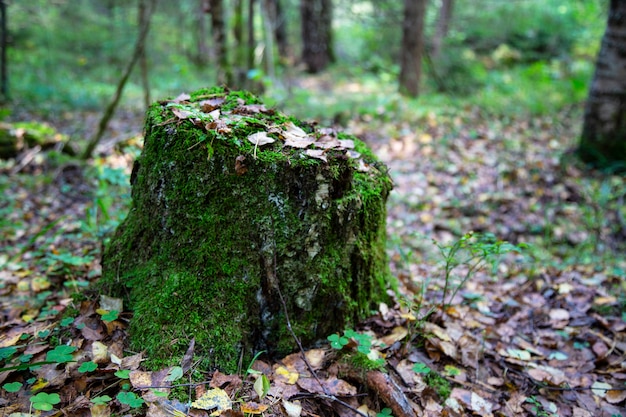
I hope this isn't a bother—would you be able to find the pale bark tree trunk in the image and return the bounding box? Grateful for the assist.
[301,0,333,73]
[579,0,626,169]
[399,0,427,97]
[82,0,156,160]
[261,0,275,79]
[432,0,453,59]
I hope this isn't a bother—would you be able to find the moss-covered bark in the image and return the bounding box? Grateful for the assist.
[99,87,393,372]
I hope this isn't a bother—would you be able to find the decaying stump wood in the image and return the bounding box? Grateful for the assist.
[99,87,393,372]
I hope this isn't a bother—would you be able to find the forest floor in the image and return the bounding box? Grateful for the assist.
[1,82,626,417]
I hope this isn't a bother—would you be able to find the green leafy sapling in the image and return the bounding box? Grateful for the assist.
[436,232,524,311]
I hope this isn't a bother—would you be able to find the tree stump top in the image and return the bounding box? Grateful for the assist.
[100,87,393,372]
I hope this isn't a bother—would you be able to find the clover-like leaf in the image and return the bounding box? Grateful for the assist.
[101,310,119,322]
[3,381,23,392]
[79,361,98,373]
[46,345,77,363]
[115,369,131,379]
[91,395,112,405]
[30,392,61,411]
[117,391,144,408]
[413,362,431,375]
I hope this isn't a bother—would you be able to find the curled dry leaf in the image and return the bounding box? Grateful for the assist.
[171,93,191,103]
[305,149,327,162]
[282,122,315,148]
[199,97,225,112]
[282,399,302,417]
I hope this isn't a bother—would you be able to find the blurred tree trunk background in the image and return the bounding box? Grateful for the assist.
[579,0,626,170]
[399,0,426,97]
[301,0,333,73]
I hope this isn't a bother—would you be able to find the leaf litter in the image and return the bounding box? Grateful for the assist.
[0,96,625,416]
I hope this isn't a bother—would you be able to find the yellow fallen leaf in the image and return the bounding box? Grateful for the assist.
[380,326,408,346]
[191,388,232,415]
[241,401,269,414]
[30,378,49,392]
[275,366,299,384]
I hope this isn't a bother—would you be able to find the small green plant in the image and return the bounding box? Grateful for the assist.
[424,371,451,400]
[377,408,393,417]
[30,392,61,411]
[436,232,523,311]
[412,362,431,375]
[328,330,385,370]
[46,345,77,363]
[525,396,552,417]
[115,369,131,379]
[117,391,144,408]
[78,361,98,373]
[91,395,113,405]
[327,329,374,354]
[3,381,23,392]
[101,310,120,322]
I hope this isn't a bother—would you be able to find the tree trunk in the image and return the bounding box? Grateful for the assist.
[398,0,426,97]
[82,0,156,160]
[196,0,209,65]
[431,0,453,59]
[578,0,626,169]
[301,0,333,73]
[0,0,7,101]
[247,0,256,71]
[208,0,233,85]
[99,87,392,372]
[274,0,289,60]
[261,0,275,80]
[138,0,151,108]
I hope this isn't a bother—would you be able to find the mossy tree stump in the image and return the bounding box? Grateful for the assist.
[100,87,392,372]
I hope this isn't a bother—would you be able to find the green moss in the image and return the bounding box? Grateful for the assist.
[425,371,452,400]
[348,352,386,371]
[99,87,393,373]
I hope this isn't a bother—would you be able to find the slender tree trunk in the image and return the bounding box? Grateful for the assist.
[274,0,289,60]
[247,0,256,71]
[579,0,626,169]
[398,0,426,97]
[432,0,453,59]
[196,0,209,65]
[82,0,156,160]
[208,0,233,85]
[232,0,246,88]
[261,0,275,79]
[301,0,333,73]
[0,0,7,101]
[138,0,151,108]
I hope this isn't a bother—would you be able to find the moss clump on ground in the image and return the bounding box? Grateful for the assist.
[99,86,393,372]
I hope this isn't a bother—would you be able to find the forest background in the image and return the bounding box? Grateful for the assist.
[2,0,626,416]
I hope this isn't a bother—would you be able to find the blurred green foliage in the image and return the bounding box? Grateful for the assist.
[6,0,607,117]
